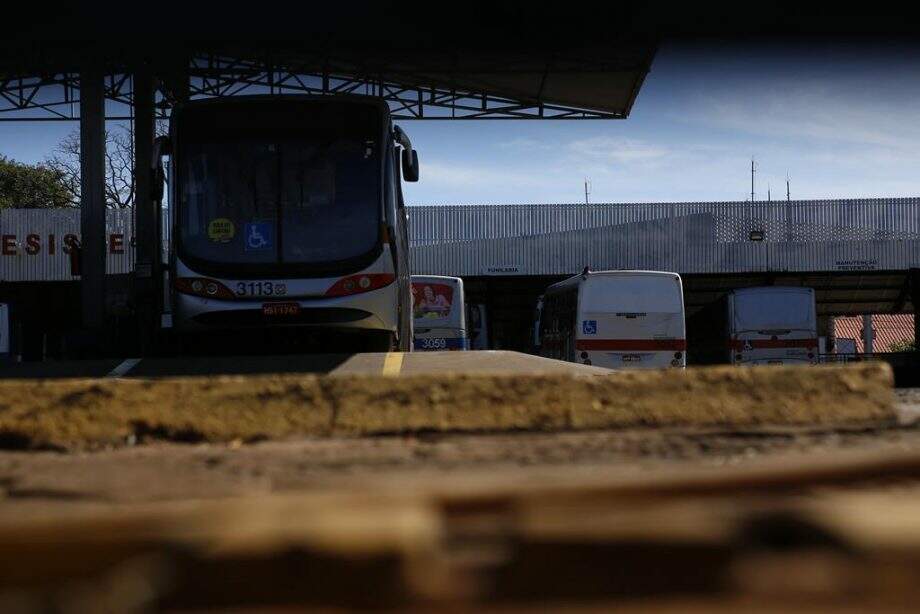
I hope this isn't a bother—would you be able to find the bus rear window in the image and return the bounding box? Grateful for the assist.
[412,281,457,324]
[581,276,682,313]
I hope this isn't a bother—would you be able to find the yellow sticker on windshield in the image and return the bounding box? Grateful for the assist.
[208,218,235,243]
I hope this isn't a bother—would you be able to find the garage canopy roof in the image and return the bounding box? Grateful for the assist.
[2,4,913,120]
[0,5,665,119]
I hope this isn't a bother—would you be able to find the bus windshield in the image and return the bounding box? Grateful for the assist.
[733,290,815,333]
[177,101,382,271]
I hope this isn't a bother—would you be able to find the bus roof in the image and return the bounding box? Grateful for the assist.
[731,286,815,297]
[411,275,463,285]
[173,94,392,120]
[544,269,680,296]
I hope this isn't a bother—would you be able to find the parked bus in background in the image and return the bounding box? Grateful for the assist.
[538,270,686,369]
[156,95,418,352]
[466,303,490,350]
[411,275,468,351]
[727,287,818,365]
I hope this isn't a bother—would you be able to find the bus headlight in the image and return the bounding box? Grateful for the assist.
[325,274,396,297]
[175,277,235,300]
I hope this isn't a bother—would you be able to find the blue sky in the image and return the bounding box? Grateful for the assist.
[4,41,920,205]
[398,41,920,204]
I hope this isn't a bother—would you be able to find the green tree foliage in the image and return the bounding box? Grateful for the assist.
[0,156,74,209]
[889,338,917,353]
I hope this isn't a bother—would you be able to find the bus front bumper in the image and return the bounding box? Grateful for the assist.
[172,284,398,333]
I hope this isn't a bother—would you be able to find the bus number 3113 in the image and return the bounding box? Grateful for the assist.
[236,282,286,297]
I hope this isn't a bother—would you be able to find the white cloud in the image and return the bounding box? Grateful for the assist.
[420,161,558,189]
[496,137,554,151]
[681,80,920,150]
[565,137,671,164]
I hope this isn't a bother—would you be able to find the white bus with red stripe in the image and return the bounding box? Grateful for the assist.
[538,270,686,369]
[727,287,818,365]
[157,96,419,352]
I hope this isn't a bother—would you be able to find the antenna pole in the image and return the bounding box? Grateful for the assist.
[750,158,755,202]
[786,175,791,202]
[584,178,590,204]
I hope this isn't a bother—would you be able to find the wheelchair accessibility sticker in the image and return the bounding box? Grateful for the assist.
[582,320,597,335]
[244,222,274,251]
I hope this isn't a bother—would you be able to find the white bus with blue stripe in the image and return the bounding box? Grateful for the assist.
[411,275,468,351]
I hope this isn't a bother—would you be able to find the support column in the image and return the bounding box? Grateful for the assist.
[862,313,874,356]
[79,65,107,331]
[162,52,189,105]
[817,315,835,354]
[911,268,920,347]
[133,62,157,353]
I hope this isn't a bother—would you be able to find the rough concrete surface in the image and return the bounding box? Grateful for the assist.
[1,429,920,611]
[0,362,896,450]
[0,383,912,611]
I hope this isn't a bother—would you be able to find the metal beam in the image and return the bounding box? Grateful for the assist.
[133,62,156,352]
[0,54,626,121]
[79,65,107,330]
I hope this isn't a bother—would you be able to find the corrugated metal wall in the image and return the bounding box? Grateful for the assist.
[0,208,134,281]
[409,198,920,276]
[2,199,918,281]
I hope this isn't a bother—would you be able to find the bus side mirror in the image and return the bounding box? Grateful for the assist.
[401,149,419,182]
[151,136,171,202]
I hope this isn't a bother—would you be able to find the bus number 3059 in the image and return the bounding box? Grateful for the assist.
[236,282,287,297]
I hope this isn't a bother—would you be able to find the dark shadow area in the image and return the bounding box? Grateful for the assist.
[0,353,356,380]
[126,353,355,378]
[0,360,120,380]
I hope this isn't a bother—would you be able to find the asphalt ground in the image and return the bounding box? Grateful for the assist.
[0,350,612,379]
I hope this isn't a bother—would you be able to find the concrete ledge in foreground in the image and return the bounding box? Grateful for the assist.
[0,360,895,449]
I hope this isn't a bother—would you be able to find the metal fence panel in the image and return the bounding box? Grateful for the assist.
[409,198,920,276]
[1,198,918,281]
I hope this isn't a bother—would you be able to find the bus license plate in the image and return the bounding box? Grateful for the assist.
[262,302,300,316]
